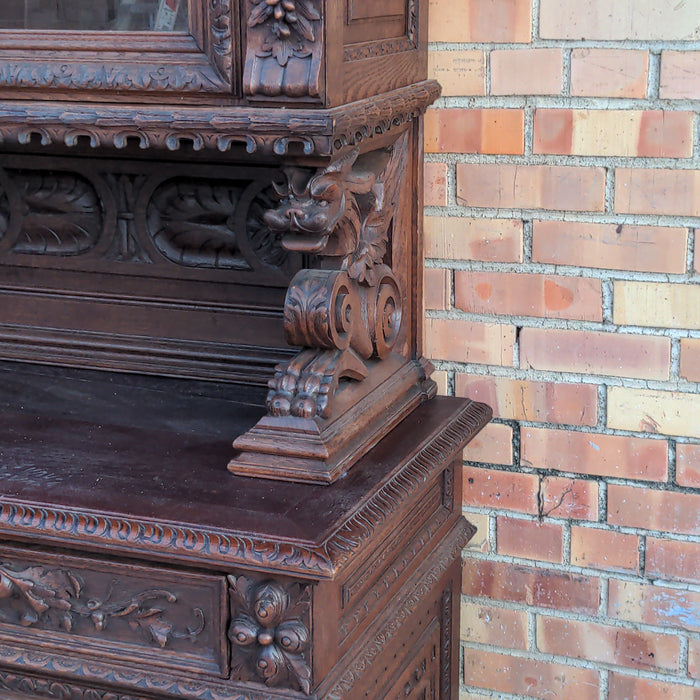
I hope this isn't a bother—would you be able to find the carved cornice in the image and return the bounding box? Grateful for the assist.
[0,81,440,157]
[0,399,488,578]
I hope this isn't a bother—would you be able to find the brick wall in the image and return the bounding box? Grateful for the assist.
[424,1,700,697]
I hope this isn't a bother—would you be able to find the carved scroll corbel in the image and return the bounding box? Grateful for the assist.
[264,134,408,420]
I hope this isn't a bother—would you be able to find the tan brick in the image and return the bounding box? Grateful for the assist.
[424,267,450,311]
[463,465,538,514]
[540,476,599,521]
[425,108,524,155]
[609,673,698,700]
[522,427,668,481]
[520,328,671,380]
[462,559,600,613]
[424,161,447,207]
[455,271,602,321]
[463,511,490,553]
[571,48,649,98]
[614,281,700,330]
[532,221,688,274]
[428,0,532,43]
[608,579,700,632]
[455,375,598,426]
[461,602,528,649]
[463,648,599,700]
[677,443,700,488]
[646,538,700,583]
[680,339,700,382]
[537,616,680,671]
[690,638,700,679]
[539,0,700,40]
[463,422,513,466]
[608,387,700,439]
[571,527,639,573]
[608,484,700,536]
[424,318,515,365]
[431,369,449,395]
[457,164,606,212]
[534,109,693,158]
[615,168,700,217]
[424,216,523,263]
[660,51,700,99]
[497,516,563,563]
[428,50,485,97]
[491,49,563,95]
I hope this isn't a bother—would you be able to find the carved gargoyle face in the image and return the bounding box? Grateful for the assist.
[264,168,350,255]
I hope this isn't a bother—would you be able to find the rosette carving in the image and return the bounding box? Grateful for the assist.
[265,134,408,419]
[228,575,311,695]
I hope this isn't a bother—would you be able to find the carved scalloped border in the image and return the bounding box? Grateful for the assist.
[0,81,440,156]
[0,399,488,577]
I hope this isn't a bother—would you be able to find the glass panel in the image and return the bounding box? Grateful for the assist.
[0,0,187,31]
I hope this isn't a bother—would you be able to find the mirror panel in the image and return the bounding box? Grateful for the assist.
[0,0,187,31]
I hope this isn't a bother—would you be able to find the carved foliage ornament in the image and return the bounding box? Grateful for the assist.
[0,562,204,649]
[228,575,311,695]
[265,133,408,419]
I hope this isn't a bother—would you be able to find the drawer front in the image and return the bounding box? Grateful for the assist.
[0,547,228,678]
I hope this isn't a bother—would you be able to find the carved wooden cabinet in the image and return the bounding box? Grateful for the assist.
[0,1,491,697]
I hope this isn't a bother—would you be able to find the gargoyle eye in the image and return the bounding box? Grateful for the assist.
[310,180,339,201]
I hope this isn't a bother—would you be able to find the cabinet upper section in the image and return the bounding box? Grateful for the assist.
[0,0,428,107]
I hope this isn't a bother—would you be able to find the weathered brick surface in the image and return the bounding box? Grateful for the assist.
[570,48,649,98]
[423,267,451,311]
[423,161,447,206]
[463,648,600,699]
[536,616,681,671]
[426,1,700,696]
[532,221,688,274]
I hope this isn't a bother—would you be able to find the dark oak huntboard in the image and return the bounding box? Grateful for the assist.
[0,1,491,697]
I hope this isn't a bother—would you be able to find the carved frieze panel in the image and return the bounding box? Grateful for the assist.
[0,550,228,677]
[228,574,312,695]
[0,160,293,286]
[343,0,417,61]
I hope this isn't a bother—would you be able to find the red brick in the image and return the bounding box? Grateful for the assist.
[428,0,532,43]
[424,318,515,365]
[540,476,599,520]
[461,559,600,613]
[428,50,485,97]
[463,465,538,514]
[660,51,700,99]
[463,422,513,466]
[680,339,700,382]
[571,527,639,573]
[646,538,700,584]
[497,516,563,563]
[425,108,524,155]
[454,271,602,321]
[690,638,700,679]
[456,163,606,212]
[424,162,447,207]
[463,648,599,700]
[539,0,700,40]
[615,168,700,217]
[521,428,668,481]
[520,327,671,380]
[423,267,450,311]
[537,616,680,671]
[461,602,528,649]
[491,49,563,95]
[609,673,699,700]
[455,375,598,426]
[534,109,693,158]
[532,220,688,274]
[571,48,648,98]
[608,579,700,633]
[424,216,523,263]
[677,443,700,488]
[608,485,700,537]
